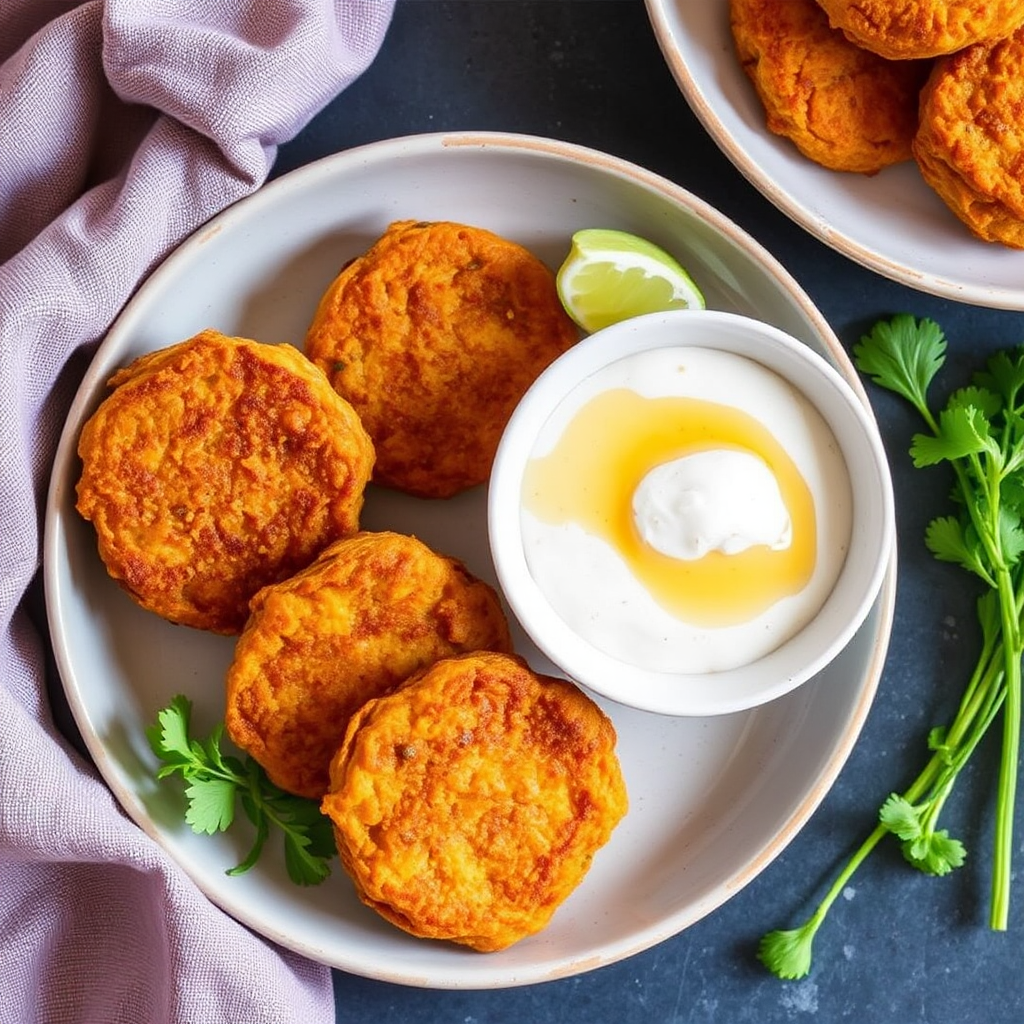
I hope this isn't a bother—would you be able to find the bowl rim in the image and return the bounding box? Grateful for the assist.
[488,307,896,716]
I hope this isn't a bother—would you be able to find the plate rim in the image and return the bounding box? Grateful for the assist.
[42,129,897,988]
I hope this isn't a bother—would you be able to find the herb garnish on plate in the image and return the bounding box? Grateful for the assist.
[147,695,336,887]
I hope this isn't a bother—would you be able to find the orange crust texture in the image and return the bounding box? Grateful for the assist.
[913,29,1024,247]
[304,220,579,499]
[814,0,1024,60]
[225,531,513,799]
[75,329,374,633]
[321,651,629,952]
[731,0,931,174]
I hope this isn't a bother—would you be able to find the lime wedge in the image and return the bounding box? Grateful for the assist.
[556,228,706,333]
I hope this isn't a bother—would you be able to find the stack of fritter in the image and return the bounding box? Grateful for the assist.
[76,221,626,951]
[730,0,1024,247]
[225,530,513,800]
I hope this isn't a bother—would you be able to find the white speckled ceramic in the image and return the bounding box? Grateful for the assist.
[44,132,895,989]
[645,0,1024,309]
[489,309,894,717]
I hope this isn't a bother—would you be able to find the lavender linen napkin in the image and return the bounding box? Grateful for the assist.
[0,2,394,1021]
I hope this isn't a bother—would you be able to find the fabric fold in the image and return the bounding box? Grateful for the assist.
[0,2,394,1022]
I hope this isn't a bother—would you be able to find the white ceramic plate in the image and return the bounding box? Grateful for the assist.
[44,131,895,990]
[645,0,1024,309]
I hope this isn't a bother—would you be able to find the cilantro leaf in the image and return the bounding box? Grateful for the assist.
[184,776,237,835]
[999,471,1024,515]
[880,794,967,876]
[974,348,1024,407]
[853,313,946,419]
[947,385,1002,419]
[283,829,333,887]
[910,406,997,468]
[998,506,1024,567]
[879,793,921,842]
[275,795,337,847]
[900,831,967,877]
[758,924,816,981]
[146,694,195,764]
[925,516,991,582]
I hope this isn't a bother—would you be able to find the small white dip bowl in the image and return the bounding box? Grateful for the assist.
[488,308,895,717]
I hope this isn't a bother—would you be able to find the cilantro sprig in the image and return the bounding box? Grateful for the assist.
[146,695,335,886]
[759,314,1024,980]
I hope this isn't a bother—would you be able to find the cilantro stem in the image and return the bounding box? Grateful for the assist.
[991,567,1021,929]
[760,639,1005,979]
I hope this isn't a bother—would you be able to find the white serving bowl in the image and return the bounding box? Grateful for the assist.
[489,308,895,717]
[646,0,1024,309]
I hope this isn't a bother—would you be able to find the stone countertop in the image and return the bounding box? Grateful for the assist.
[271,2,1024,1020]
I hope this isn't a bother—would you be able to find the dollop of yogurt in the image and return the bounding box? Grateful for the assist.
[632,449,792,560]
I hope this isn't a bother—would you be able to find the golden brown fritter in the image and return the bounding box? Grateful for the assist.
[913,29,1024,248]
[304,219,579,499]
[225,531,513,799]
[732,0,931,174]
[76,329,374,634]
[814,0,1024,60]
[321,651,628,952]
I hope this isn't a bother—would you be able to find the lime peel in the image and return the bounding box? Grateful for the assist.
[556,228,706,333]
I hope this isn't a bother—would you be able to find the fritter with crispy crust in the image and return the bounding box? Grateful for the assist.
[321,651,628,952]
[814,0,1024,60]
[732,0,930,174]
[76,329,374,634]
[305,220,579,499]
[225,531,513,799]
[913,29,1024,248]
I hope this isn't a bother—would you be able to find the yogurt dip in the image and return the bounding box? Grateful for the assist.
[519,345,852,673]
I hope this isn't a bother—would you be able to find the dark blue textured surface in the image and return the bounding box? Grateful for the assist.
[272,3,1024,1019]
